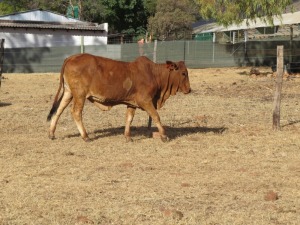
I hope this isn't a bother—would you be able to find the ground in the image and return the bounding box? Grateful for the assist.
[0,67,300,225]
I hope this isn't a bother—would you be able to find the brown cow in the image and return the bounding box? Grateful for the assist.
[47,54,191,142]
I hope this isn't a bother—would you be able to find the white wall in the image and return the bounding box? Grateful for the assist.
[0,28,107,48]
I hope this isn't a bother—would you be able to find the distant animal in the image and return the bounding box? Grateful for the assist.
[250,67,260,75]
[47,54,191,142]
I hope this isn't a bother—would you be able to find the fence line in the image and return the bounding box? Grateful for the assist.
[2,39,300,73]
[0,39,4,86]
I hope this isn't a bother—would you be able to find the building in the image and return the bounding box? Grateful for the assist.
[193,0,300,44]
[0,9,108,72]
[193,11,300,44]
[191,3,300,68]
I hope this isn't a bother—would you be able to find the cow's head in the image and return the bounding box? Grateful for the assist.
[166,61,191,94]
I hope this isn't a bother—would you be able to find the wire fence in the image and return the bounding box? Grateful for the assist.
[2,37,300,73]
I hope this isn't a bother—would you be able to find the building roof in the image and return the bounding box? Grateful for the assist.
[0,9,80,22]
[194,10,300,34]
[0,9,107,32]
[0,19,107,31]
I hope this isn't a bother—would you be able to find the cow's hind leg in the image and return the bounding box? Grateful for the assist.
[124,106,136,142]
[49,90,73,139]
[71,97,90,142]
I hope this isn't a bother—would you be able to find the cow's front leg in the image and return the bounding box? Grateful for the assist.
[141,102,168,142]
[71,97,90,142]
[124,106,136,142]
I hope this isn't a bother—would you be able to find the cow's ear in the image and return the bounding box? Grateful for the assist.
[166,61,178,70]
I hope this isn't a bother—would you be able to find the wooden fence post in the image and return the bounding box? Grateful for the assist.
[147,40,158,130]
[0,39,5,88]
[80,36,85,54]
[153,40,157,63]
[272,45,284,130]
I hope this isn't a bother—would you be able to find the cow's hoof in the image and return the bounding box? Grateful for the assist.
[125,136,133,143]
[49,134,55,140]
[161,135,169,142]
[83,137,92,142]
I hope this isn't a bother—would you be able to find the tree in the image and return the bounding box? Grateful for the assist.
[102,0,152,35]
[64,0,106,22]
[0,0,106,23]
[148,0,200,40]
[143,0,157,16]
[0,0,156,37]
[0,0,31,14]
[31,0,106,22]
[198,0,293,26]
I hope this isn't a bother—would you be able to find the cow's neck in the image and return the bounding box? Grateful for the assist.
[152,63,169,86]
[152,63,177,109]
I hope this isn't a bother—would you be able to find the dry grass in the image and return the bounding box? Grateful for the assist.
[1,67,300,225]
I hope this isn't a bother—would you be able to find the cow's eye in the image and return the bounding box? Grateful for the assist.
[182,72,187,76]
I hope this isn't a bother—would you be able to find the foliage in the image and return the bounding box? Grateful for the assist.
[0,0,295,37]
[143,0,157,16]
[198,0,293,26]
[148,0,200,40]
[0,0,31,14]
[102,0,153,35]
[0,0,76,18]
[0,0,156,36]
[62,0,107,22]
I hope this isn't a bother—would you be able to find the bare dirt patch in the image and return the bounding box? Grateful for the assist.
[1,67,300,224]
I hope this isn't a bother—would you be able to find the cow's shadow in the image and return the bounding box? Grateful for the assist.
[0,102,12,107]
[281,120,300,127]
[83,125,227,141]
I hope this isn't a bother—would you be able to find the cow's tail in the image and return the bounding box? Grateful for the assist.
[47,61,66,121]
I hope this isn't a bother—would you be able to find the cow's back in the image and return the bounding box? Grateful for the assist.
[63,54,158,104]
